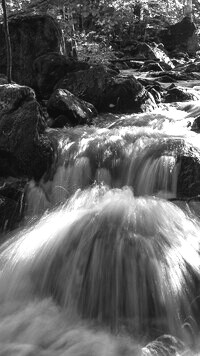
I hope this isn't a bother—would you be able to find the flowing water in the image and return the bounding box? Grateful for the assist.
[2,102,200,355]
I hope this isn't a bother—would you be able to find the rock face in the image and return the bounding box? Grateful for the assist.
[47,89,97,127]
[159,17,198,55]
[55,65,109,110]
[33,52,90,99]
[0,84,53,179]
[0,15,63,87]
[55,65,157,113]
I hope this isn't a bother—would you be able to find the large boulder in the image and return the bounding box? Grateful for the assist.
[55,65,157,113]
[33,52,90,99]
[159,17,199,55]
[101,75,157,113]
[47,89,97,127]
[55,65,109,110]
[0,84,53,179]
[0,15,63,87]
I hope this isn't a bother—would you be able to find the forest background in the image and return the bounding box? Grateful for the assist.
[1,0,200,66]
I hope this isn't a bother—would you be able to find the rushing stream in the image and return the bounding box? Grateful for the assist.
[2,101,200,355]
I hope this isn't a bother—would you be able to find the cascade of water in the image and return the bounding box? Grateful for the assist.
[1,188,200,345]
[25,122,200,217]
[2,105,200,355]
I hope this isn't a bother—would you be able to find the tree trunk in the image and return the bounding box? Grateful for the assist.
[1,0,12,83]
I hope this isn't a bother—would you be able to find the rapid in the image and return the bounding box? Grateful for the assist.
[2,102,200,355]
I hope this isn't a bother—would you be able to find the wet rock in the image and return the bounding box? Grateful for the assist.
[55,65,156,113]
[159,17,198,55]
[164,86,199,103]
[140,62,164,72]
[47,89,97,127]
[143,334,187,356]
[191,116,200,132]
[33,52,90,99]
[0,84,53,179]
[152,75,177,83]
[0,15,63,87]
[177,156,200,197]
[0,178,27,232]
[55,65,109,109]
[102,75,157,113]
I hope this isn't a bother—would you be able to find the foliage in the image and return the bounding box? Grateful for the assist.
[1,0,200,62]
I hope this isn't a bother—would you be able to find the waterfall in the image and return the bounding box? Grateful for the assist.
[1,104,200,355]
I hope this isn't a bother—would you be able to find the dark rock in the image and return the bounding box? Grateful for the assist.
[50,115,71,128]
[140,62,164,72]
[152,75,177,83]
[164,87,199,103]
[184,62,200,73]
[47,89,97,127]
[33,52,90,99]
[55,65,109,109]
[0,15,63,87]
[0,84,53,179]
[177,156,200,197]
[191,116,200,132]
[55,65,156,113]
[102,75,157,113]
[0,178,27,232]
[159,17,198,55]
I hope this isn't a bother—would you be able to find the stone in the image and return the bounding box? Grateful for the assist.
[140,62,164,72]
[191,116,200,132]
[164,86,199,103]
[0,84,53,179]
[0,15,63,88]
[55,65,109,109]
[33,52,90,99]
[55,65,157,113]
[47,89,97,127]
[177,156,200,197]
[159,16,199,55]
[102,75,157,113]
[49,115,71,128]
